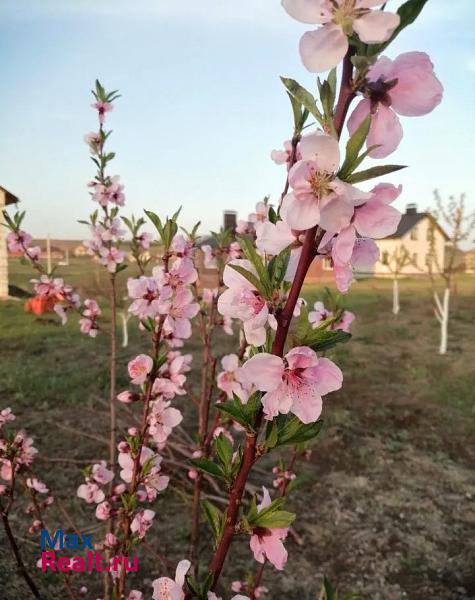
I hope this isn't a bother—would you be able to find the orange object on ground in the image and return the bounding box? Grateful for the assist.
[24,296,58,315]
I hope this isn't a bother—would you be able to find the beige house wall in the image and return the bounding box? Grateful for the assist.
[373,216,446,276]
[0,190,8,298]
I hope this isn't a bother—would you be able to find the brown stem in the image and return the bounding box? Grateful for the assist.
[109,273,118,481]
[1,513,44,599]
[201,48,356,595]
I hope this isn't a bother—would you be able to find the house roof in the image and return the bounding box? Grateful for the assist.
[388,211,449,241]
[0,186,19,205]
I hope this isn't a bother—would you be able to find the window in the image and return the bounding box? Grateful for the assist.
[382,250,389,265]
[412,253,418,266]
[410,226,418,240]
[323,258,332,271]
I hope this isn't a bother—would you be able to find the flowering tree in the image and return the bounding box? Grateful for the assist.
[428,190,475,355]
[380,244,415,315]
[1,1,444,599]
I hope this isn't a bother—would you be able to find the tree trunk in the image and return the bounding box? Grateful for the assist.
[392,276,400,315]
[439,287,450,355]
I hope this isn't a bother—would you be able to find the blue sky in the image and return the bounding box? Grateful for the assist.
[1,0,474,240]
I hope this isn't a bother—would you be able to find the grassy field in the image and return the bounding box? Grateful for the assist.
[1,258,474,600]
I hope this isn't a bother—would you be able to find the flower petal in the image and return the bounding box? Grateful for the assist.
[240,354,284,391]
[281,0,332,24]
[367,104,404,159]
[354,200,401,238]
[281,192,320,230]
[353,11,400,44]
[299,133,340,173]
[389,52,444,117]
[299,24,348,73]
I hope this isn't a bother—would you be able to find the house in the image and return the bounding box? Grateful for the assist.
[464,248,475,274]
[373,204,449,276]
[0,186,19,299]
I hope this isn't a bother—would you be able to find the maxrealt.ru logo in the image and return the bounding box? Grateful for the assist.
[40,529,138,573]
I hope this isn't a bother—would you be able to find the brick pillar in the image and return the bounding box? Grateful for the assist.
[0,190,8,299]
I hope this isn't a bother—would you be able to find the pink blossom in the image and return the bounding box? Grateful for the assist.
[256,220,303,281]
[84,131,101,153]
[77,481,105,504]
[216,354,250,402]
[148,399,183,444]
[80,298,101,337]
[240,347,342,423]
[172,234,194,258]
[153,257,197,288]
[236,220,251,235]
[250,487,288,570]
[7,230,32,253]
[109,175,125,206]
[0,408,15,428]
[143,466,170,501]
[128,354,154,385]
[118,446,157,483]
[154,351,191,398]
[92,461,114,485]
[330,227,380,292]
[201,244,218,269]
[27,246,41,262]
[281,132,371,232]
[348,52,443,158]
[271,139,292,166]
[130,509,155,539]
[135,231,153,250]
[283,0,400,73]
[202,287,218,305]
[308,301,355,332]
[152,559,191,600]
[160,288,199,340]
[26,478,49,494]
[95,501,112,520]
[91,100,113,124]
[100,217,126,242]
[249,201,269,233]
[117,391,139,403]
[127,276,164,319]
[218,259,269,346]
[221,315,234,336]
[99,246,126,273]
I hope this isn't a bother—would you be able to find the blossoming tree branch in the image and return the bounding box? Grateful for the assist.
[1,1,443,599]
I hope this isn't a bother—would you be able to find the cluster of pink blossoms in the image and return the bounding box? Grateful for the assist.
[308,300,355,332]
[7,229,41,262]
[0,408,54,532]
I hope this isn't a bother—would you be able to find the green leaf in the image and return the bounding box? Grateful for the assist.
[217,393,261,430]
[189,458,225,480]
[280,77,324,125]
[144,209,164,237]
[295,302,310,341]
[215,434,233,473]
[276,417,324,447]
[345,165,406,184]
[324,576,336,600]
[338,115,371,179]
[201,500,224,543]
[303,328,352,352]
[237,236,272,298]
[265,420,279,450]
[228,263,269,301]
[267,247,291,289]
[366,0,429,56]
[253,509,296,529]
